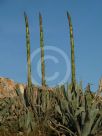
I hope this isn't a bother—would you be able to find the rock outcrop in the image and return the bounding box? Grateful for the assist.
[0,77,25,98]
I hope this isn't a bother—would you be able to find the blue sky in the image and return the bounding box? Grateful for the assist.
[0,0,102,91]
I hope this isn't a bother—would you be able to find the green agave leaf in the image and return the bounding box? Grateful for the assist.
[55,105,62,116]
[82,108,99,136]
[75,107,85,118]
[91,115,102,135]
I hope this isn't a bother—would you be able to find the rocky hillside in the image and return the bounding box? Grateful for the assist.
[0,77,25,98]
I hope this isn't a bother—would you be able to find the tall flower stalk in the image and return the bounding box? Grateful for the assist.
[39,13,46,86]
[67,12,76,87]
[24,12,32,89]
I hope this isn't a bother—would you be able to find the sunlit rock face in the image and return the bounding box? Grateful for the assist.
[0,77,25,98]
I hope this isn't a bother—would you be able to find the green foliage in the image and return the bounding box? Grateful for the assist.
[0,85,102,136]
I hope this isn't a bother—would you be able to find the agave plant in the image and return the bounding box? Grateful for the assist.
[47,84,102,136]
[45,11,102,136]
